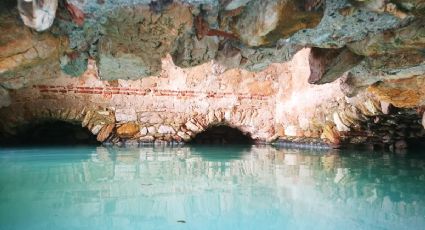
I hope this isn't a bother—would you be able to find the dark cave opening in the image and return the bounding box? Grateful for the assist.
[0,120,99,147]
[189,125,254,145]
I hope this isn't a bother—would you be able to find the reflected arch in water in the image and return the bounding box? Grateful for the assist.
[189,145,252,161]
[1,146,425,230]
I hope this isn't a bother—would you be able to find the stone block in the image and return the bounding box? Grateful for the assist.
[117,123,139,138]
[158,125,175,134]
[115,109,137,122]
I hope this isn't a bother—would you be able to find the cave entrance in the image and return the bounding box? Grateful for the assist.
[189,125,254,145]
[0,120,99,146]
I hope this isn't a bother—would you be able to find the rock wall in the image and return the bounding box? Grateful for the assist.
[0,0,424,149]
[1,53,279,145]
[0,49,331,145]
[2,48,423,149]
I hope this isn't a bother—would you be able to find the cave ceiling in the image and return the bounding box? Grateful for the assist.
[0,0,424,95]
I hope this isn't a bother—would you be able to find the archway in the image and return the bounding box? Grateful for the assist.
[0,120,99,146]
[189,125,254,145]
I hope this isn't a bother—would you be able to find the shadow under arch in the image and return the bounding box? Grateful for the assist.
[189,124,254,145]
[0,119,99,147]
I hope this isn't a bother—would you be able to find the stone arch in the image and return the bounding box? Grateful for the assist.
[0,119,99,146]
[188,123,254,145]
[0,107,116,146]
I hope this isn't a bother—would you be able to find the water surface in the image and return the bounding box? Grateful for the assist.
[0,145,424,230]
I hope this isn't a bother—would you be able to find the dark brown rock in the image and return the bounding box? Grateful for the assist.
[308,47,363,84]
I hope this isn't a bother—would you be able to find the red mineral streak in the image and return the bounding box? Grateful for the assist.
[65,3,85,26]
[195,15,238,40]
[33,85,270,100]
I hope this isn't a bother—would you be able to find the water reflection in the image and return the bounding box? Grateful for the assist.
[0,146,424,230]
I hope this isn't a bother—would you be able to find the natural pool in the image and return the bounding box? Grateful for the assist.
[0,145,424,230]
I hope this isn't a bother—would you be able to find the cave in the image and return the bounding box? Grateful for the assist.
[0,120,99,147]
[1,0,424,149]
[0,0,425,228]
[189,125,254,145]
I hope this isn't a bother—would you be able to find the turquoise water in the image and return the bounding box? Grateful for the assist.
[0,145,424,230]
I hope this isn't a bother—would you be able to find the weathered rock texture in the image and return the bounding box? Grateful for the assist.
[17,0,58,32]
[1,49,424,149]
[0,0,424,148]
[0,7,67,90]
[98,2,193,79]
[232,0,323,46]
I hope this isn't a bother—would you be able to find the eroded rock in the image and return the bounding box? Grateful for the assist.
[172,35,219,68]
[308,47,363,84]
[18,0,58,32]
[233,0,323,46]
[97,124,115,142]
[321,123,340,145]
[0,8,67,87]
[98,2,193,79]
[347,21,425,57]
[367,76,425,108]
[1,0,425,149]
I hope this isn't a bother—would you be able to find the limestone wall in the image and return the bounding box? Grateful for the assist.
[0,48,332,144]
[1,52,279,144]
[1,48,423,148]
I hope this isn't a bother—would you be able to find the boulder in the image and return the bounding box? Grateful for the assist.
[97,124,115,142]
[117,123,139,138]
